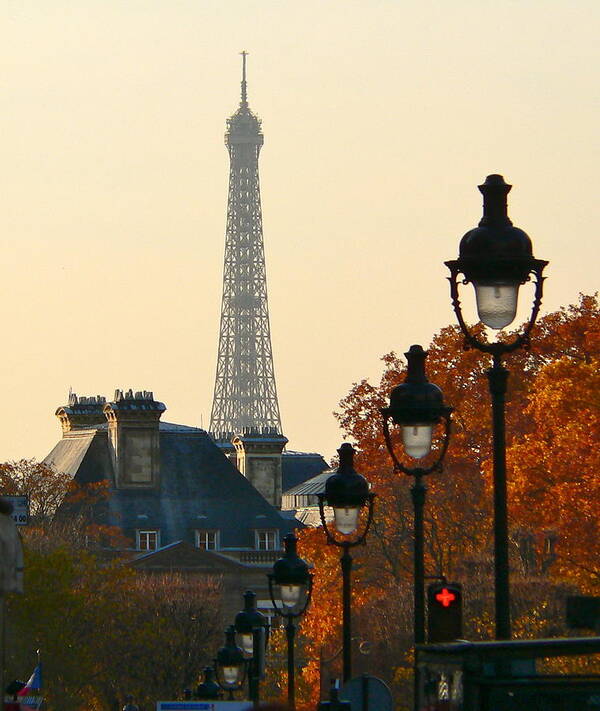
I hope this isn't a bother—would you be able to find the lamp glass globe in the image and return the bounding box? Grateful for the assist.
[402,424,433,459]
[474,283,519,330]
[333,505,360,535]
[240,633,254,656]
[280,583,303,608]
[222,665,240,686]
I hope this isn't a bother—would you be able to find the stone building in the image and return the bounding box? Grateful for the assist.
[45,390,298,559]
[44,389,329,620]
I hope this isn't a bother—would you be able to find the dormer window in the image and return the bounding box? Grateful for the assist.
[255,529,278,551]
[137,529,160,552]
[196,529,219,551]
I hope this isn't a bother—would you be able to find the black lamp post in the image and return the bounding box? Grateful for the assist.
[445,174,548,640]
[234,590,269,707]
[215,626,246,700]
[268,533,313,711]
[381,344,452,711]
[318,443,375,683]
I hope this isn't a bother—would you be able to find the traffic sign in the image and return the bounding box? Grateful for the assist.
[3,496,29,526]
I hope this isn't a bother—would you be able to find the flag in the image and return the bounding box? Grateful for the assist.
[17,664,43,711]
[17,664,42,696]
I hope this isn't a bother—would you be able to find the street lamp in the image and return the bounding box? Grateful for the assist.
[381,344,452,711]
[381,344,453,645]
[234,590,269,707]
[215,626,246,700]
[268,533,313,711]
[318,443,375,683]
[445,174,548,639]
[196,666,221,701]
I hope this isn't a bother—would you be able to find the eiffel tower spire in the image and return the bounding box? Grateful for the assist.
[209,54,282,438]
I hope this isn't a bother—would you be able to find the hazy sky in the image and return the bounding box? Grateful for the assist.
[3,0,599,465]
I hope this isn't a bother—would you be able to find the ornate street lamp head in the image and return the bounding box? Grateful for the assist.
[318,443,375,544]
[323,444,370,535]
[215,626,246,691]
[381,345,452,471]
[446,175,547,331]
[197,666,221,701]
[234,590,268,657]
[268,533,313,615]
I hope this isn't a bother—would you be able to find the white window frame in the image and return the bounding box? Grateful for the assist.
[255,529,278,551]
[137,529,160,552]
[195,529,220,551]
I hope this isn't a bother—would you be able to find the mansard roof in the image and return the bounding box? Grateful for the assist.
[45,422,297,548]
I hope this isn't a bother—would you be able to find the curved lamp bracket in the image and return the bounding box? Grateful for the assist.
[446,260,547,358]
[382,412,452,477]
[267,572,313,620]
[317,492,376,549]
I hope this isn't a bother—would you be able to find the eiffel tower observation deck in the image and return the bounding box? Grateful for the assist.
[209,53,283,441]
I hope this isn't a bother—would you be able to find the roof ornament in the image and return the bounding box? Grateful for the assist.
[240,50,248,107]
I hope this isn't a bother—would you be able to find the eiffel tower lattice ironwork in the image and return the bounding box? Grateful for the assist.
[210,53,282,437]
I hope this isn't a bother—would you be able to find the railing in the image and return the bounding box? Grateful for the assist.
[239,550,280,564]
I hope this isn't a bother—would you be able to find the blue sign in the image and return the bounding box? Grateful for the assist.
[157,703,251,711]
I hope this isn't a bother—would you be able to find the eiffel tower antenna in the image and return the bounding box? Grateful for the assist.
[209,54,282,438]
[240,50,248,106]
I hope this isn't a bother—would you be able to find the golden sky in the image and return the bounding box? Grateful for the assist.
[3,0,599,464]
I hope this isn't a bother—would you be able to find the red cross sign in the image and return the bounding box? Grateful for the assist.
[435,587,456,607]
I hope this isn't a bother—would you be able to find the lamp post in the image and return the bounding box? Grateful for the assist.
[268,533,313,710]
[215,626,246,700]
[318,443,375,683]
[381,344,452,711]
[445,174,547,640]
[381,344,453,645]
[234,590,269,708]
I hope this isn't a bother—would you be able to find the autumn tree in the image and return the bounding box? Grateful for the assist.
[507,295,600,592]
[5,546,222,711]
[0,458,131,551]
[293,294,600,710]
[0,459,71,524]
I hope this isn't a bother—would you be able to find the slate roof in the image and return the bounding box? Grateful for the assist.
[131,540,251,572]
[282,468,334,497]
[281,451,329,491]
[45,422,298,549]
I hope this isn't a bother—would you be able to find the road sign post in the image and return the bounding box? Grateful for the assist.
[3,496,29,526]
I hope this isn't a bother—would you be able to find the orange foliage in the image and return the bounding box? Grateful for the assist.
[293,294,600,709]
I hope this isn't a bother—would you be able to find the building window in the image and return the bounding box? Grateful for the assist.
[137,529,160,552]
[255,529,278,551]
[196,529,219,551]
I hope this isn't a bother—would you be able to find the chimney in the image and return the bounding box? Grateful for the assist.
[103,390,166,489]
[233,428,288,508]
[55,393,107,434]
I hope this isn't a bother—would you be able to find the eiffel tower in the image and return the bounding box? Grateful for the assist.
[209,53,282,438]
